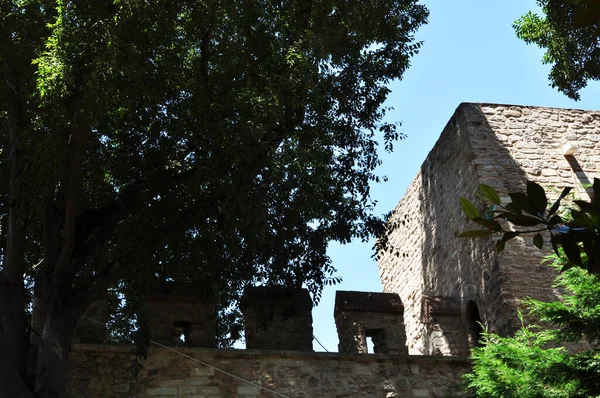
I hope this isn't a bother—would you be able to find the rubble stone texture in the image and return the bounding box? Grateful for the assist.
[146,295,216,348]
[68,344,469,397]
[335,291,408,355]
[378,103,600,355]
[241,286,313,351]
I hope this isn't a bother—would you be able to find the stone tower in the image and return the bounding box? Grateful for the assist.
[378,103,600,355]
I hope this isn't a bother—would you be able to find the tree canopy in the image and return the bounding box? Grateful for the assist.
[514,0,600,100]
[0,0,428,396]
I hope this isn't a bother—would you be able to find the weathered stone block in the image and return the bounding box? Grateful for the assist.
[146,295,216,348]
[241,286,313,351]
[334,291,408,354]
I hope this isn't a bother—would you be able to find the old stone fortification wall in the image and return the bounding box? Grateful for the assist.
[68,344,469,398]
[378,103,600,355]
[69,289,469,397]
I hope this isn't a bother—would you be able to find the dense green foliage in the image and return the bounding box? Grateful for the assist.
[461,182,600,397]
[466,260,600,398]
[514,0,600,100]
[0,0,428,395]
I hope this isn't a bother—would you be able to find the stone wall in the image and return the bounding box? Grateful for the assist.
[335,291,408,355]
[241,287,313,351]
[378,103,600,355]
[68,344,470,397]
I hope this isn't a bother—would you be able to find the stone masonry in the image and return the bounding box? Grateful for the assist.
[241,286,313,351]
[335,291,408,355]
[378,103,600,355]
[68,286,469,397]
[68,344,469,397]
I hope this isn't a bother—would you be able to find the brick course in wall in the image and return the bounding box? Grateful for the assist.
[378,102,600,355]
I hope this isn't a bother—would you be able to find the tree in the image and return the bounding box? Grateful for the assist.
[0,0,428,396]
[514,0,600,100]
[465,258,600,397]
[460,181,600,397]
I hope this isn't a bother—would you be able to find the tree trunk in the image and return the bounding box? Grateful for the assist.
[34,291,82,398]
[2,93,31,394]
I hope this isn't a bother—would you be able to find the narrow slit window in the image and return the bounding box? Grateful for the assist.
[466,301,483,348]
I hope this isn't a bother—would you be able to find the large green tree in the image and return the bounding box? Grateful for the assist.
[514,0,600,100]
[0,0,428,396]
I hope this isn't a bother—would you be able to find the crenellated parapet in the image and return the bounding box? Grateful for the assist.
[240,286,313,351]
[334,291,408,355]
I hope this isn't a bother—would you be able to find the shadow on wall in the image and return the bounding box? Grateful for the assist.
[418,103,550,355]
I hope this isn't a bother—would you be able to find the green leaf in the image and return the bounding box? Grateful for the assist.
[559,235,583,267]
[509,192,539,216]
[460,197,481,220]
[571,210,595,230]
[502,231,521,242]
[480,184,501,205]
[574,200,600,217]
[548,187,571,216]
[473,217,502,232]
[526,180,547,215]
[458,230,496,238]
[560,261,575,273]
[506,215,542,227]
[551,234,560,256]
[495,240,505,252]
[548,215,563,225]
[592,178,600,209]
[504,203,522,215]
[533,233,543,249]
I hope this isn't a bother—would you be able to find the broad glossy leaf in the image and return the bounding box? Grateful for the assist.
[560,235,583,266]
[460,197,481,220]
[506,215,542,227]
[473,217,502,232]
[533,233,543,249]
[571,210,595,230]
[509,192,539,216]
[548,215,563,225]
[551,234,560,256]
[592,178,600,209]
[495,240,505,252]
[504,203,523,215]
[526,180,547,215]
[574,200,600,218]
[560,261,576,273]
[502,231,521,242]
[548,187,571,216]
[480,184,501,205]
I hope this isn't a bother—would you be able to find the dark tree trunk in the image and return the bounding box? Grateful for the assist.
[34,290,82,398]
[1,93,32,396]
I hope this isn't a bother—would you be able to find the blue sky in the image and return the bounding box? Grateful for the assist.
[311,0,599,352]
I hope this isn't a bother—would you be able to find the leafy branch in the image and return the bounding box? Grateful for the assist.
[460,179,600,274]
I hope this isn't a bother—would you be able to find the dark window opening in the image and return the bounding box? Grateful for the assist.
[366,328,387,354]
[173,320,192,346]
[466,301,483,348]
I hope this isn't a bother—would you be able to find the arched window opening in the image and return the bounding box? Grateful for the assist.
[466,301,483,348]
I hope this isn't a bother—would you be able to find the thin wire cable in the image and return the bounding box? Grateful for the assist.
[81,316,291,398]
[312,334,329,352]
